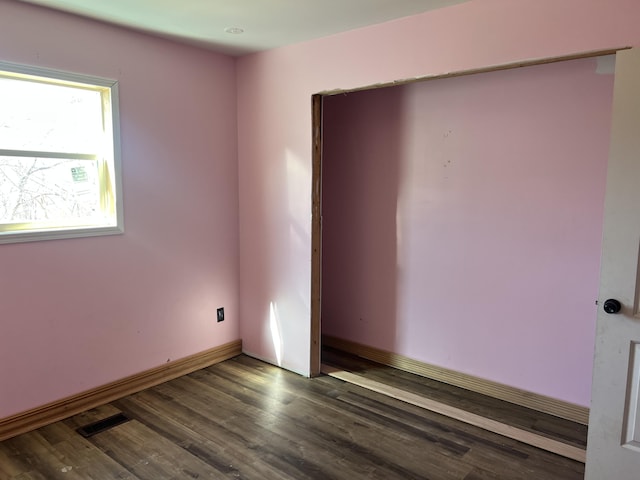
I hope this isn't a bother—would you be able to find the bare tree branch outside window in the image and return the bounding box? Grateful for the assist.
[0,157,99,223]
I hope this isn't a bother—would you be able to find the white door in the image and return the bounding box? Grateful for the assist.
[585,48,640,478]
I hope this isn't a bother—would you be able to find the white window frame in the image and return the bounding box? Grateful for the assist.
[0,61,123,244]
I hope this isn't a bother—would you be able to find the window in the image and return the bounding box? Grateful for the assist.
[0,61,123,244]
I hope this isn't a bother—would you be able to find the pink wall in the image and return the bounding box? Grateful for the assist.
[0,1,239,418]
[322,57,613,406]
[237,0,640,378]
[4,0,636,418]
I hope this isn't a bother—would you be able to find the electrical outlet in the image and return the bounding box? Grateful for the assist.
[217,307,225,322]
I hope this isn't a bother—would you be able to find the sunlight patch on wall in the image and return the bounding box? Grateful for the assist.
[285,148,310,234]
[270,301,283,366]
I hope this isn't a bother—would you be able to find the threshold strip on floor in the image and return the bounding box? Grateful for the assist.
[320,364,586,464]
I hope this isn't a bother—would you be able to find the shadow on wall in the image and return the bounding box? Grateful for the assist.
[321,87,405,353]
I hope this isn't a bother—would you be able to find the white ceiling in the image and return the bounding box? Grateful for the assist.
[18,0,469,56]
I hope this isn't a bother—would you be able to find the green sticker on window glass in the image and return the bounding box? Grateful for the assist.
[71,166,88,182]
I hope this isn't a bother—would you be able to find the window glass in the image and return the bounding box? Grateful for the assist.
[0,62,122,244]
[0,78,103,153]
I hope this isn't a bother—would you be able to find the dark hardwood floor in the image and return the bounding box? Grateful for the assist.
[322,347,588,451]
[0,354,585,479]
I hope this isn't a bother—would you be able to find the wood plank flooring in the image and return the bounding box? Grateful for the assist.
[322,347,588,450]
[320,366,585,462]
[0,354,585,479]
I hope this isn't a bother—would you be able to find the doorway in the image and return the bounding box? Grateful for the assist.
[311,51,612,416]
